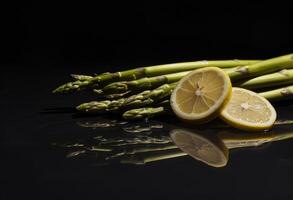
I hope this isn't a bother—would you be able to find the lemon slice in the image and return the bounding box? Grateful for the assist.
[220,87,277,131]
[170,129,229,167]
[170,67,232,123]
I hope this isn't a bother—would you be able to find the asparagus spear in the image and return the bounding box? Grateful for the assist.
[258,85,293,101]
[94,71,190,95]
[226,53,293,80]
[236,69,293,89]
[122,84,293,119]
[71,74,94,81]
[77,83,176,112]
[53,60,260,93]
[97,91,132,99]
[123,107,166,120]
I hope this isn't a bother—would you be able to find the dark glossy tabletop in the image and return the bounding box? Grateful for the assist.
[1,66,293,200]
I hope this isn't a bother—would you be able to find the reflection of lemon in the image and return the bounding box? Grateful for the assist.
[170,129,228,167]
[170,67,232,123]
[220,88,277,131]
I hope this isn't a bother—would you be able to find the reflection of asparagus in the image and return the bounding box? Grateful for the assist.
[117,127,293,165]
[77,119,127,128]
[122,84,293,119]
[66,150,86,158]
[219,126,293,148]
[86,146,112,152]
[123,144,177,154]
[53,122,293,166]
[95,134,171,146]
[145,126,293,167]
[108,143,178,159]
[54,60,259,93]
[120,149,187,165]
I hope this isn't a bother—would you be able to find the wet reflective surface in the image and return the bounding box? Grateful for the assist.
[51,116,293,168]
[2,67,293,199]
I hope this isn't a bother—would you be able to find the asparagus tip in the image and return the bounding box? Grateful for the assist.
[76,101,111,112]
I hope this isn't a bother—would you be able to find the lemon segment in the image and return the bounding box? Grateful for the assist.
[220,87,277,131]
[170,67,232,123]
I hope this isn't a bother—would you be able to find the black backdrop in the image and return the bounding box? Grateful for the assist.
[2,2,293,68]
[1,2,293,200]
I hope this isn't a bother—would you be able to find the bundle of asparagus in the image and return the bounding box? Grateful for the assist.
[54,53,293,120]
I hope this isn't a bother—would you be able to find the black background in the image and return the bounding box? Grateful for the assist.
[1,1,293,200]
[2,1,293,68]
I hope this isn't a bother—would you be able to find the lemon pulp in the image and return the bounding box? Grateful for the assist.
[170,67,232,122]
[220,87,277,131]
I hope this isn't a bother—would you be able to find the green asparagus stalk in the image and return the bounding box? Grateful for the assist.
[94,71,190,95]
[123,107,166,120]
[122,107,167,120]
[236,69,293,89]
[226,53,293,80]
[71,74,94,81]
[258,85,293,101]
[122,84,293,120]
[97,91,132,99]
[53,60,260,93]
